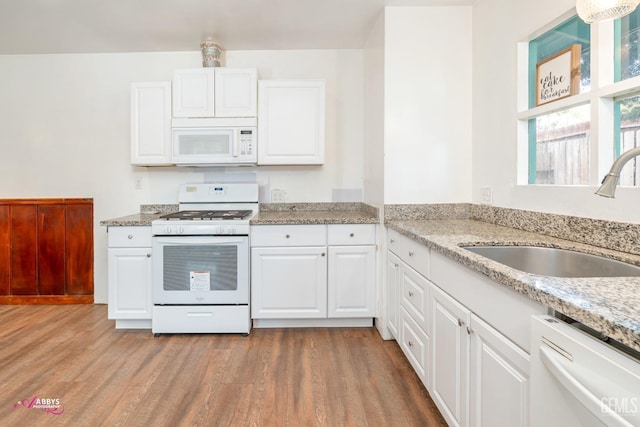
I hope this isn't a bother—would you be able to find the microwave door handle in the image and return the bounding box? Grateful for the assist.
[232,131,239,157]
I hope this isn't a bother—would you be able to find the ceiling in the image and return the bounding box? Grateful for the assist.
[0,0,473,55]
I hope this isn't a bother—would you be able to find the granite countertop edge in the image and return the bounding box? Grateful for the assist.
[386,219,640,353]
[100,203,381,227]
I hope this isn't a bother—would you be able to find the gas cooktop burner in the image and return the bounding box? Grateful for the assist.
[160,210,253,221]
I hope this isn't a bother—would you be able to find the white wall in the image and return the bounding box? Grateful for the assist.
[363,11,386,209]
[473,0,640,223]
[384,6,473,204]
[0,49,365,302]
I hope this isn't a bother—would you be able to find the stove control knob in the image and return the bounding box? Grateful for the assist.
[178,226,185,234]
[164,226,172,234]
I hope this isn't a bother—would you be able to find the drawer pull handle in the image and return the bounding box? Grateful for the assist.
[408,251,414,257]
[285,234,290,239]
[408,341,414,347]
[350,233,354,237]
[408,291,414,297]
[128,235,133,240]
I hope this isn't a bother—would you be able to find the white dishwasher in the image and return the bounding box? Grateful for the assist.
[530,315,640,427]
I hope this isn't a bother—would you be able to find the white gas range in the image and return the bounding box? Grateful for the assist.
[151,182,258,335]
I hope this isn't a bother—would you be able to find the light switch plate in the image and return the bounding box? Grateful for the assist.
[480,186,492,204]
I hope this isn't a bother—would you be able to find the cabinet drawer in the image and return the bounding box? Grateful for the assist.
[399,263,430,331]
[251,225,326,247]
[388,229,402,255]
[400,306,429,382]
[403,236,430,278]
[328,224,375,246]
[108,226,152,247]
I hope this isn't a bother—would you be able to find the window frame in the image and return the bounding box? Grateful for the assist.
[516,10,639,187]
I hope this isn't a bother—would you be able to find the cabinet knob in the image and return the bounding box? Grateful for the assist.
[390,238,395,243]
[467,326,474,335]
[408,251,414,257]
[408,291,414,297]
[128,235,133,240]
[146,253,151,258]
[322,253,326,257]
[350,233,354,237]
[285,234,290,239]
[407,341,414,347]
[458,318,465,327]
[394,263,399,268]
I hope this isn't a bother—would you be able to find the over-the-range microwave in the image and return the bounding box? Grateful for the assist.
[171,117,257,166]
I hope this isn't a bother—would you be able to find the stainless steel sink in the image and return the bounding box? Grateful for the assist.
[461,245,640,278]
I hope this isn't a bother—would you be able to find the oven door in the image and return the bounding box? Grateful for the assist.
[152,235,249,305]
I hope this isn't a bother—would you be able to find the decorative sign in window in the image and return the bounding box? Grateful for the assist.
[536,44,581,106]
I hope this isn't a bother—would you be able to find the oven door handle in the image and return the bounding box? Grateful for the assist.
[153,236,246,245]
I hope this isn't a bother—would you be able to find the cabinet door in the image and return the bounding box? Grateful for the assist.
[251,246,327,318]
[431,284,470,427]
[387,252,401,338]
[327,245,375,318]
[469,314,529,427]
[257,80,326,165]
[37,204,65,295]
[130,82,172,165]
[172,68,215,117]
[65,203,93,296]
[214,68,257,117]
[0,206,8,295]
[10,205,37,295]
[108,248,152,319]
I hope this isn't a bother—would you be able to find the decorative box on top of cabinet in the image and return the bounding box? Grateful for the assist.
[172,67,257,118]
[107,226,152,329]
[257,80,326,165]
[251,224,376,327]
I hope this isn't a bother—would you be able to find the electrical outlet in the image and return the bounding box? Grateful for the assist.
[271,188,286,203]
[480,186,492,205]
[134,176,144,190]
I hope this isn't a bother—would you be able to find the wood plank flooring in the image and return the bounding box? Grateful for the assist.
[0,305,446,426]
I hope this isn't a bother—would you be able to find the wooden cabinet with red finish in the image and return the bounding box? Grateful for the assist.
[0,199,93,304]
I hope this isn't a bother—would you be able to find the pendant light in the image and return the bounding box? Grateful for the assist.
[577,0,640,23]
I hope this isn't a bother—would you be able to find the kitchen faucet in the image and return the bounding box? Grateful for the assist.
[595,146,640,198]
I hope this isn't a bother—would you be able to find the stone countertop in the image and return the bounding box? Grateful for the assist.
[100,203,380,227]
[386,218,640,353]
[251,203,379,225]
[99,204,178,227]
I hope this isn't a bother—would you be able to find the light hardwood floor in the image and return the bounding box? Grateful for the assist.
[0,305,446,426]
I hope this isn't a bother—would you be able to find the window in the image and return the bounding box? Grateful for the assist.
[519,11,640,188]
[615,9,640,185]
[526,16,591,185]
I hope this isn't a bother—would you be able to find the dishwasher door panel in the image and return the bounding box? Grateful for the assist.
[530,315,640,427]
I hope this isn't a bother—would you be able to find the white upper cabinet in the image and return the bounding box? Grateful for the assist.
[258,80,326,165]
[172,68,215,117]
[172,68,257,118]
[130,82,172,166]
[214,68,257,117]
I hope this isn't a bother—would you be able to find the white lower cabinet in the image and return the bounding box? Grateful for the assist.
[251,224,376,326]
[251,246,327,318]
[469,313,530,427]
[431,284,470,427]
[107,227,152,329]
[386,227,542,427]
[386,252,401,338]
